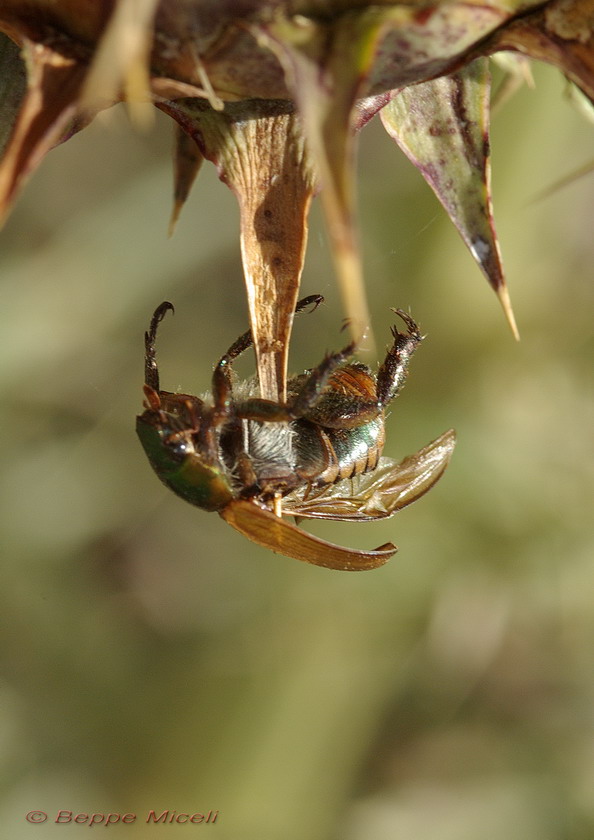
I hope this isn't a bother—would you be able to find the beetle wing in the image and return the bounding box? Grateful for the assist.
[283,428,456,521]
[220,499,396,571]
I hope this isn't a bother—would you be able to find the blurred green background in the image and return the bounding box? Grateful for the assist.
[1,63,593,840]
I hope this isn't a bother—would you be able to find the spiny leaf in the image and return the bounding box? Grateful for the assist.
[80,0,160,126]
[381,60,519,339]
[251,0,525,348]
[168,124,204,237]
[491,52,535,113]
[0,33,26,157]
[254,12,389,351]
[480,0,594,103]
[0,38,92,226]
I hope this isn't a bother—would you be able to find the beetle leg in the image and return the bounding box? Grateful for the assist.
[232,337,372,424]
[287,340,358,419]
[144,301,175,391]
[211,294,324,420]
[219,295,324,367]
[230,338,358,423]
[286,308,422,425]
[220,419,260,493]
[292,365,382,430]
[376,309,423,406]
[218,308,421,427]
[231,398,292,422]
[236,453,259,494]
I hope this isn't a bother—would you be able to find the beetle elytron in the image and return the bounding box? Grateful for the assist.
[136,295,455,570]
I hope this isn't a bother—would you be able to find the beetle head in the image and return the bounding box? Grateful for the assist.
[136,408,234,512]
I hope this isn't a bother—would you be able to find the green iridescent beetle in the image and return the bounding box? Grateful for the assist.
[136,295,455,570]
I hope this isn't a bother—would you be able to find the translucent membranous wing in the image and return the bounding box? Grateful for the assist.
[283,429,456,521]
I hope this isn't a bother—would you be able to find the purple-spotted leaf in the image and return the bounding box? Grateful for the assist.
[480,0,594,104]
[250,2,528,346]
[381,59,519,339]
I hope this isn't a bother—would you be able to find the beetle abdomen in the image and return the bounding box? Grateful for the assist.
[291,362,385,487]
[317,416,385,485]
[294,414,385,487]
